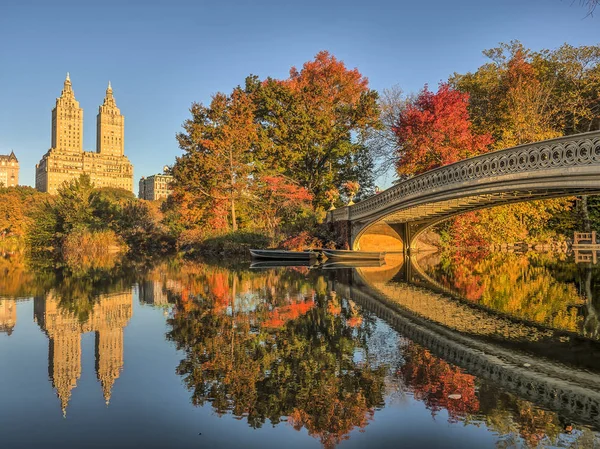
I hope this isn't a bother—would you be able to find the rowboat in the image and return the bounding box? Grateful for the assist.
[320,259,386,269]
[321,249,385,261]
[250,260,317,269]
[250,249,319,260]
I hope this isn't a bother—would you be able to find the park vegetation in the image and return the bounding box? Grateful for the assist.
[166,42,600,251]
[0,44,598,263]
[26,175,175,271]
[390,42,600,247]
[164,51,378,251]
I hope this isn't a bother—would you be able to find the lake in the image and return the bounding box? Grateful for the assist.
[1,250,599,448]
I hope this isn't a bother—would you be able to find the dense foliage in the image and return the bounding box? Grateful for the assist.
[27,175,174,269]
[383,42,600,246]
[166,51,379,248]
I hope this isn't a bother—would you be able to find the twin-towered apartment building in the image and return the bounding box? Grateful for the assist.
[1,74,172,198]
[35,73,134,194]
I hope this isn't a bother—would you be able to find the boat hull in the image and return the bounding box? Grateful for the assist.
[322,249,385,261]
[250,249,317,260]
[321,259,386,269]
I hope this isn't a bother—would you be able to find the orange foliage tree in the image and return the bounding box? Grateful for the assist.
[172,88,258,233]
[248,51,380,206]
[252,175,313,237]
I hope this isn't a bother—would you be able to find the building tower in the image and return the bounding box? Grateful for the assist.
[96,82,125,157]
[36,75,134,194]
[51,73,83,153]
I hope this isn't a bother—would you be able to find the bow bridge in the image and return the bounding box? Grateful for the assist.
[328,131,600,251]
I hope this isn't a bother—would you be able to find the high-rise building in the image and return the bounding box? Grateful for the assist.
[35,74,134,194]
[0,151,19,187]
[139,171,173,201]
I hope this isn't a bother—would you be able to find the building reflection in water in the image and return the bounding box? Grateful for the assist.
[0,299,17,336]
[33,291,133,415]
[139,280,175,307]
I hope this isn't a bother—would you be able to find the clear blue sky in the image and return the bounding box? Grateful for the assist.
[0,0,598,189]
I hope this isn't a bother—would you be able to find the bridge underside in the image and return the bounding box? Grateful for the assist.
[352,187,600,252]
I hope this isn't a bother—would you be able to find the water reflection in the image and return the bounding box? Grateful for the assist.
[165,265,385,449]
[1,254,600,448]
[0,299,16,335]
[414,250,600,339]
[35,292,132,415]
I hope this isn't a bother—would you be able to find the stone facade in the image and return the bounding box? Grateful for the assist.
[138,173,173,200]
[35,74,134,194]
[0,151,19,187]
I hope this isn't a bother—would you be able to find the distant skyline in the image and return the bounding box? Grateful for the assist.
[0,0,598,190]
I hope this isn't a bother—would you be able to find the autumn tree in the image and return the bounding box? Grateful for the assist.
[393,83,493,176]
[247,51,380,206]
[0,187,45,239]
[450,43,582,244]
[252,175,312,237]
[27,174,173,263]
[172,88,258,232]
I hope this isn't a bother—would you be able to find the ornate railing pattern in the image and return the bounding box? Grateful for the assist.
[333,131,600,222]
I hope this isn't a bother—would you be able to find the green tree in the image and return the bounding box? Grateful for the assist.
[247,51,381,207]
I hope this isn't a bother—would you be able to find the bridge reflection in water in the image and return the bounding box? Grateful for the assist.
[328,253,600,430]
[2,255,600,447]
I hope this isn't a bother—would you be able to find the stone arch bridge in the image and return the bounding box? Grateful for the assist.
[328,131,600,251]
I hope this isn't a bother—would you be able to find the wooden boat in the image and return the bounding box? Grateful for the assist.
[250,260,317,269]
[250,249,318,260]
[321,249,385,261]
[320,259,386,269]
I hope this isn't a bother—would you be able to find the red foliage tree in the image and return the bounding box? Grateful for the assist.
[393,83,493,176]
[254,175,312,236]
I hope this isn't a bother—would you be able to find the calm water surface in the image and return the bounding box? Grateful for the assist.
[1,251,600,448]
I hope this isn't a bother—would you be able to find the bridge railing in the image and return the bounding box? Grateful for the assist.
[332,131,600,222]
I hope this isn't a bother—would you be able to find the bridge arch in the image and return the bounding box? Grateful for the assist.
[329,131,600,252]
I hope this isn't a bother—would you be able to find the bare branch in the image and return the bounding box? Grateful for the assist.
[364,85,407,180]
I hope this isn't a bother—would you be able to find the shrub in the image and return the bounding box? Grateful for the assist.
[196,231,271,256]
[62,229,125,271]
[279,231,323,251]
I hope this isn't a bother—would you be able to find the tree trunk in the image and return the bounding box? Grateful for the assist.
[231,197,237,232]
[229,148,238,232]
[581,195,592,232]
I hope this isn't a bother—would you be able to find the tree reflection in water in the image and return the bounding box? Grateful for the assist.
[420,251,600,337]
[163,261,599,448]
[395,341,586,448]
[0,253,598,447]
[166,263,386,449]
